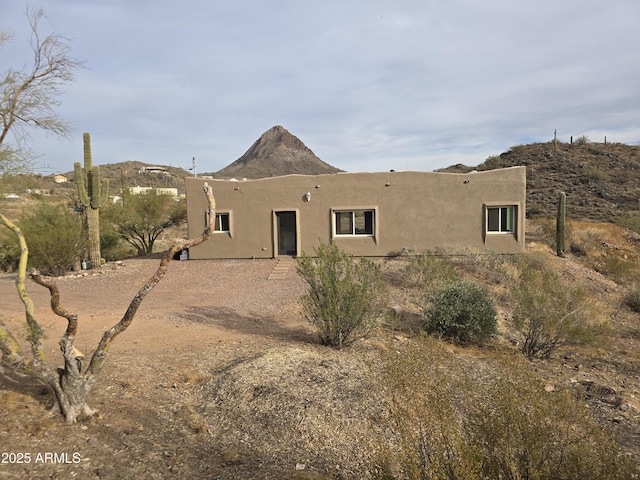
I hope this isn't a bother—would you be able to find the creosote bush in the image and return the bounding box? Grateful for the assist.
[372,337,637,480]
[296,241,387,348]
[6,202,86,275]
[513,254,608,359]
[623,284,640,313]
[421,280,497,345]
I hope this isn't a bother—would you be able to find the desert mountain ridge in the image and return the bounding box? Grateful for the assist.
[5,131,640,224]
[438,140,640,222]
[210,125,343,179]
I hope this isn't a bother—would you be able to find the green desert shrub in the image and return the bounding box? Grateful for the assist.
[9,202,86,276]
[0,220,21,272]
[296,241,387,348]
[99,228,135,262]
[574,134,590,145]
[421,280,497,345]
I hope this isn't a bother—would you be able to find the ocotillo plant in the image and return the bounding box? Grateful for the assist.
[556,191,566,257]
[74,132,109,268]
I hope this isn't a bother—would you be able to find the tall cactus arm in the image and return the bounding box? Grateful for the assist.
[88,166,109,209]
[556,191,566,257]
[99,178,110,207]
[74,161,89,206]
[83,132,93,171]
[90,166,101,209]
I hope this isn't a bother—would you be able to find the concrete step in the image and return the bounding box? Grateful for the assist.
[268,257,295,280]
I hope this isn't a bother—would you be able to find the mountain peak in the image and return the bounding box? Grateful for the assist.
[253,125,310,153]
[215,126,342,179]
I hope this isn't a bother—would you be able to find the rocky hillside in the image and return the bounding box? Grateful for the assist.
[77,161,192,196]
[440,141,640,222]
[212,125,342,179]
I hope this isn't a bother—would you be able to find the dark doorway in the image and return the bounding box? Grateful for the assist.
[276,211,297,256]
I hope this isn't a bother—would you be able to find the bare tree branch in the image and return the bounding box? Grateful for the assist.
[0,212,45,360]
[0,7,83,173]
[88,183,215,376]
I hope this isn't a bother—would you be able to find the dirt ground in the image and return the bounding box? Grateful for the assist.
[1,249,640,479]
[0,256,341,479]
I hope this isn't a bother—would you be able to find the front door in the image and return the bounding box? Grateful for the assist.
[276,211,297,256]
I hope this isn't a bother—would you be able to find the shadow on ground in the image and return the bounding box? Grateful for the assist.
[176,305,316,344]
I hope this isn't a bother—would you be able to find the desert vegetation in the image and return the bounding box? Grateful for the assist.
[296,241,388,348]
[2,197,640,477]
[4,8,636,475]
[373,337,635,480]
[1,141,640,477]
[0,184,215,424]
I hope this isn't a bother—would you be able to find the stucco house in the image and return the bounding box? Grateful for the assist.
[185,166,526,259]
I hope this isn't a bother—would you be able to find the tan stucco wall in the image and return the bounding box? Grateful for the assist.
[186,167,526,259]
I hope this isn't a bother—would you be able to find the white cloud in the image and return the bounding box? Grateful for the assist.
[2,0,639,175]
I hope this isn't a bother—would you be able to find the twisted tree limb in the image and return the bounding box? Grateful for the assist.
[0,213,46,368]
[87,182,215,376]
[0,183,215,423]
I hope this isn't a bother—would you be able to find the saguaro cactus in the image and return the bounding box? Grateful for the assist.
[74,132,109,268]
[556,191,566,257]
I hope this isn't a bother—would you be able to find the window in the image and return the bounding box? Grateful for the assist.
[334,210,374,236]
[487,206,515,233]
[214,213,230,232]
[206,212,230,232]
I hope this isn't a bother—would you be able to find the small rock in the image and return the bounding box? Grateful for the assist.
[295,463,306,470]
[544,384,555,392]
[389,305,403,317]
[601,394,622,407]
[95,467,110,478]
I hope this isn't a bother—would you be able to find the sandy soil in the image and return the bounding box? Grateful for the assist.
[1,250,639,479]
[0,256,329,479]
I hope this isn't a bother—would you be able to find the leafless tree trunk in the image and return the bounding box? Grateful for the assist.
[0,183,215,423]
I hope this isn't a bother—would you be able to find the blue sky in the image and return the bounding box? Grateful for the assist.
[2,0,640,175]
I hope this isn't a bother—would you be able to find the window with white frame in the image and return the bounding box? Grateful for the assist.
[214,213,230,232]
[334,209,375,236]
[487,206,515,233]
[205,212,230,232]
